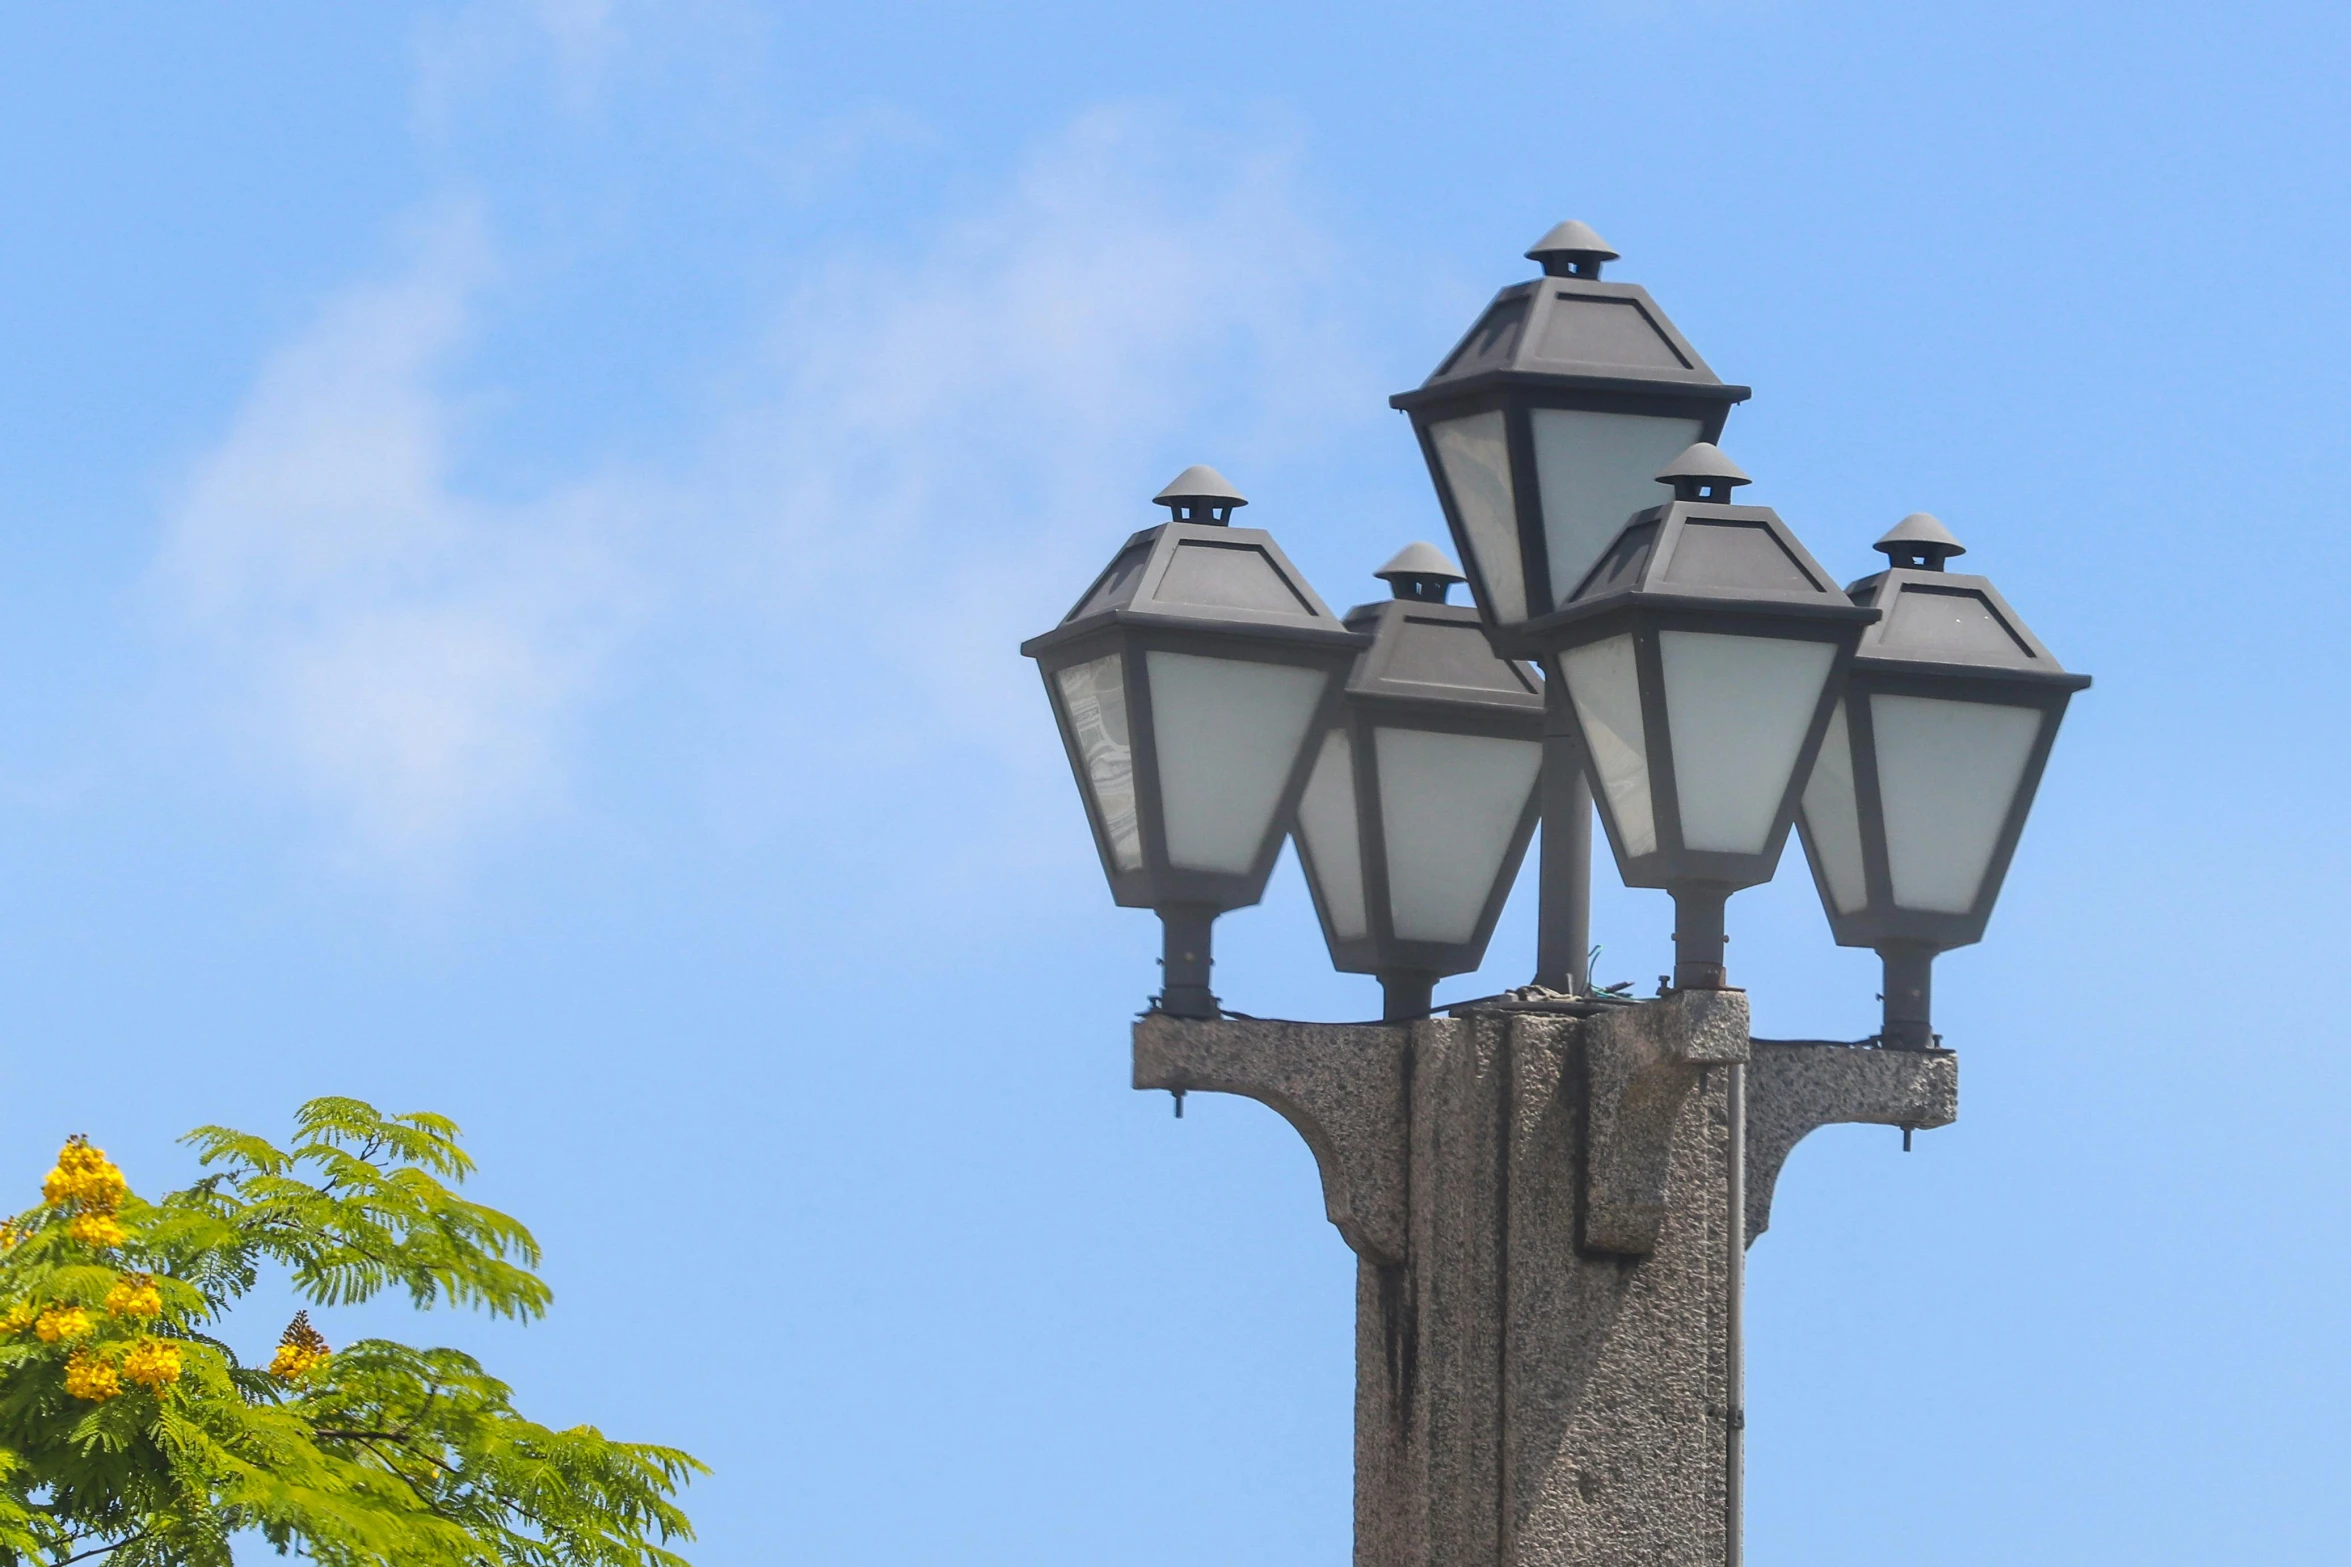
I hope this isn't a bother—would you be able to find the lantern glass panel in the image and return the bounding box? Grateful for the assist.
[1296,728,1369,940]
[1374,727,1543,943]
[1659,631,1835,855]
[1429,412,1524,623]
[1800,699,1868,913]
[1053,653,1142,871]
[1146,650,1328,874]
[1871,693,2041,914]
[1530,409,1704,606]
[1561,633,1656,856]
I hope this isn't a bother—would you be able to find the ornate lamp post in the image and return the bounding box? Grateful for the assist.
[1392,222,1751,992]
[1024,225,2084,1567]
[1021,466,1367,1018]
[1795,513,2091,1046]
[1288,543,1546,1021]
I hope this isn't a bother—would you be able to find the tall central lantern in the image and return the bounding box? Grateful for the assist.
[1392,223,1751,992]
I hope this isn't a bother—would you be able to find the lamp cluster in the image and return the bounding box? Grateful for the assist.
[1025,223,2088,1045]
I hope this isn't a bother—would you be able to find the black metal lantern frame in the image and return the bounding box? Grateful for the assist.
[1540,463,1878,988]
[1023,487,1368,1017]
[1795,534,2089,1044]
[1553,606,1866,893]
[1290,572,1545,1019]
[1388,228,1751,658]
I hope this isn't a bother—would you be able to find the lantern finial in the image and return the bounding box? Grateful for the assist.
[1373,541,1467,603]
[1153,465,1249,525]
[1872,513,1967,571]
[1526,220,1620,279]
[1654,442,1752,503]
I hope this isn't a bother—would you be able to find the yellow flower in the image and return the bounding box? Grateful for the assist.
[0,1302,34,1334]
[104,1276,162,1320]
[43,1137,127,1212]
[34,1306,92,1344]
[269,1311,331,1381]
[268,1343,330,1380]
[65,1212,127,1249]
[121,1339,182,1391]
[63,1349,120,1402]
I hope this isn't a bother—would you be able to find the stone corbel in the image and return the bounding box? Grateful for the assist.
[1131,1014,1409,1263]
[1580,989,1751,1257]
[1745,1040,1960,1241]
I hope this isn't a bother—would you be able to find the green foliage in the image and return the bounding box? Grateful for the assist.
[0,1100,701,1565]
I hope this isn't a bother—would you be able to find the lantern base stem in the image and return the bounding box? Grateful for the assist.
[1534,681,1594,995]
[1671,884,1732,991]
[1156,905,1220,1020]
[1878,945,1937,1049]
[1378,970,1436,1022]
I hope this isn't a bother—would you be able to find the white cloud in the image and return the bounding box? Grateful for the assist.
[150,105,1367,881]
[152,203,641,859]
[721,104,1371,757]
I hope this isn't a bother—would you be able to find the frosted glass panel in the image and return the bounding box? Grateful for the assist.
[1147,651,1328,875]
[1295,729,1368,941]
[1561,634,1655,857]
[1055,654,1141,871]
[1660,632,1835,855]
[1376,728,1543,944]
[1430,412,1524,624]
[1800,699,1868,913]
[1871,695,2041,915]
[1531,410,1703,606]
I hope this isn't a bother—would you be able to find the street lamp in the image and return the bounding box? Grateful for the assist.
[1288,542,1546,1021]
[1022,466,1369,1019]
[1794,513,2091,1046]
[1392,221,1753,993]
[1544,442,1877,989]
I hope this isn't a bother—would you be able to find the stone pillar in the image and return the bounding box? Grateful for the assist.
[1133,993,1957,1566]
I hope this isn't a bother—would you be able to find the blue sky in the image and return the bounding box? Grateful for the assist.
[3,1,2348,1561]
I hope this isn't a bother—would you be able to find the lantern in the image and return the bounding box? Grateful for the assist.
[1542,443,1876,988]
[1794,514,2091,1045]
[1022,466,1369,1017]
[1288,543,1546,1019]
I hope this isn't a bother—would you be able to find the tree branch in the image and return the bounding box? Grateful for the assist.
[54,1530,146,1566]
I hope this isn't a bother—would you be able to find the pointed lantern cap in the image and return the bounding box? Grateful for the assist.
[1153,465,1247,511]
[1374,540,1466,585]
[1525,220,1620,277]
[1655,441,1751,486]
[1873,512,1967,569]
[1655,441,1752,501]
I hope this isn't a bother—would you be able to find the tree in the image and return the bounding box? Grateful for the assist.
[0,1098,701,1565]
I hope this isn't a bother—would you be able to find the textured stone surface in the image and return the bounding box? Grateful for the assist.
[1581,991,1749,1256]
[1133,1013,1408,1262]
[1134,995,1958,1565]
[1745,1041,1958,1240]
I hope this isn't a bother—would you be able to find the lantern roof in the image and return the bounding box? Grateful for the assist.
[1555,469,1868,628]
[1392,226,1749,412]
[1339,597,1543,717]
[1021,513,1364,662]
[1844,563,2089,689]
